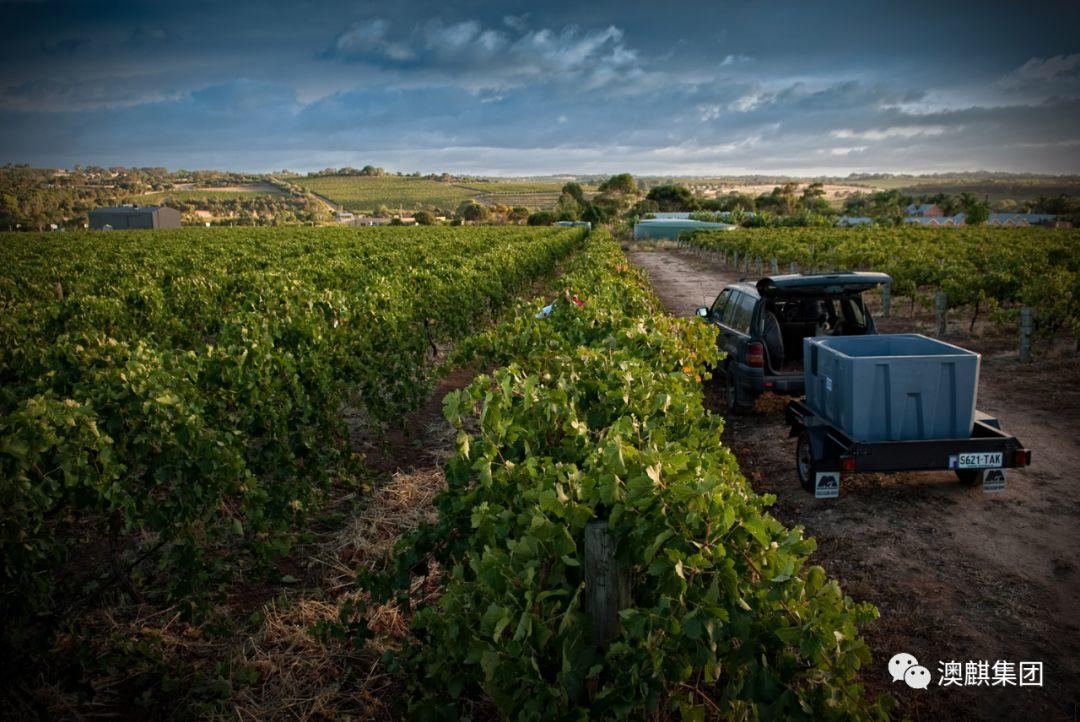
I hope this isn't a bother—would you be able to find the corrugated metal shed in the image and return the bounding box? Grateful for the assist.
[633,218,736,240]
[89,205,181,230]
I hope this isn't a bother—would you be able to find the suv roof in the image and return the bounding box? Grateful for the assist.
[756,272,891,297]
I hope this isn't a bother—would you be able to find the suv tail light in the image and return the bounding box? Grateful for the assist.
[1013,449,1031,467]
[746,342,765,368]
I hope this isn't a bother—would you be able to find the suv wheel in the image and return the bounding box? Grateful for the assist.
[725,372,753,414]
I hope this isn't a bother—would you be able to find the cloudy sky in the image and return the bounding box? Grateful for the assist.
[1,0,1079,175]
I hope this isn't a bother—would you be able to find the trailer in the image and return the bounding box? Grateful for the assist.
[786,401,1032,497]
[783,333,1031,497]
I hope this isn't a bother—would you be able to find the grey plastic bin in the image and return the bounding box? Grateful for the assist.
[803,334,980,442]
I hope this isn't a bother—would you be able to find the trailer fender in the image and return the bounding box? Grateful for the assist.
[803,425,831,463]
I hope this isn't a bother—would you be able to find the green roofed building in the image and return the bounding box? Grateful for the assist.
[633,217,737,240]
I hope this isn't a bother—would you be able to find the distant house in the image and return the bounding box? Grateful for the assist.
[901,212,1062,228]
[904,213,965,227]
[555,220,591,229]
[335,211,355,223]
[986,213,1057,227]
[89,205,181,230]
[904,203,944,217]
[350,216,392,227]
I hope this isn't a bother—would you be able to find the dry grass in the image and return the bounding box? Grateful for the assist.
[7,450,452,721]
[331,467,444,582]
[221,463,449,721]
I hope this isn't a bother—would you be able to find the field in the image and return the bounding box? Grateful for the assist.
[134,188,286,203]
[0,225,583,621]
[845,175,1080,203]
[132,182,286,204]
[684,180,877,201]
[285,175,585,212]
[3,224,1077,719]
[1,225,886,719]
[284,175,477,211]
[453,180,571,193]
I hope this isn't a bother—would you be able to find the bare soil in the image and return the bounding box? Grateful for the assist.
[629,247,1080,721]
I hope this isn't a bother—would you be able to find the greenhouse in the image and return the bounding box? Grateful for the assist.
[632,217,737,240]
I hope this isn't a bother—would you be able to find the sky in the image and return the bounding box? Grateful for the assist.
[1,0,1079,176]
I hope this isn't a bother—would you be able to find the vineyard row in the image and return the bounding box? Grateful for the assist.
[358,230,887,719]
[684,227,1080,340]
[0,226,586,623]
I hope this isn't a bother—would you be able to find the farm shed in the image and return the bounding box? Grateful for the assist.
[633,218,736,240]
[90,205,181,230]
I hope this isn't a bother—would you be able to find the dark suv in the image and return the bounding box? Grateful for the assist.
[695,272,891,411]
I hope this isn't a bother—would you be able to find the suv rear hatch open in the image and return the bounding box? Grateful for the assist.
[757,272,892,377]
[757,272,892,298]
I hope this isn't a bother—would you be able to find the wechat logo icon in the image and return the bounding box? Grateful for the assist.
[890,652,931,690]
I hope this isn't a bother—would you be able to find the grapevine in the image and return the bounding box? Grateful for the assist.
[359,231,889,720]
[0,225,585,623]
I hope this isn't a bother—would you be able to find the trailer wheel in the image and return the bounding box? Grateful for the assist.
[955,469,981,486]
[796,431,816,493]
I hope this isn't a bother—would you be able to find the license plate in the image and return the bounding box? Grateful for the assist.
[957,452,1002,469]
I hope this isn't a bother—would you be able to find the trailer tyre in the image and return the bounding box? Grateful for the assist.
[796,431,816,493]
[955,469,981,486]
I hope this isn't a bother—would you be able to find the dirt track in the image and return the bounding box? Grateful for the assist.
[629,247,1080,721]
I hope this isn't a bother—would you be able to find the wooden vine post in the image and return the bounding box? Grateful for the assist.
[584,520,630,649]
[935,291,948,336]
[1018,307,1033,362]
[882,283,891,318]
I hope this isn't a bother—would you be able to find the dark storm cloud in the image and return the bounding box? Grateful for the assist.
[0,0,1078,173]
